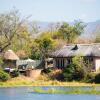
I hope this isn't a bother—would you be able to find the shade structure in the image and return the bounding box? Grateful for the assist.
[26,58,35,62]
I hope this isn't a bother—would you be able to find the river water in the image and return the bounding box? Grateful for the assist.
[0,87,100,100]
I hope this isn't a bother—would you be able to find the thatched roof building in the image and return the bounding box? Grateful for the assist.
[4,50,19,60]
[50,43,100,71]
[51,44,100,57]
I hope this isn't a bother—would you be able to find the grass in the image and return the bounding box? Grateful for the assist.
[0,80,100,87]
[0,76,100,87]
[33,87,100,95]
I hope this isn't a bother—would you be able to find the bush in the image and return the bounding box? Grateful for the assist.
[0,69,10,81]
[63,64,75,81]
[94,73,100,83]
[63,64,86,81]
[62,56,87,81]
[73,68,86,81]
[85,73,95,83]
[11,70,19,77]
[41,68,52,74]
[49,70,63,81]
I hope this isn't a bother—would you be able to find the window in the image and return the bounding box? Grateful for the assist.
[61,59,64,68]
[56,59,59,68]
[67,58,72,64]
[84,57,93,64]
[56,58,64,69]
[89,57,93,62]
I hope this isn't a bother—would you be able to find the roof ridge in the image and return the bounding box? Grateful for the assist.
[66,43,100,46]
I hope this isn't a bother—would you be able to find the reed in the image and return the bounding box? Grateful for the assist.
[33,87,100,95]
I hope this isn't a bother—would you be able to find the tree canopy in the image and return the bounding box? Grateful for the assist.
[0,9,86,63]
[58,21,85,43]
[0,10,31,52]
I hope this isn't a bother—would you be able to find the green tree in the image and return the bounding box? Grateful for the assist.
[63,56,86,81]
[30,41,41,60]
[33,33,56,69]
[58,21,85,43]
[0,9,32,53]
[0,9,36,59]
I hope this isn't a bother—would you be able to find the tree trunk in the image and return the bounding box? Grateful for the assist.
[44,58,47,69]
[41,56,48,69]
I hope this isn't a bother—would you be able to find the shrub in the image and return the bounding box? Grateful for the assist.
[49,70,63,81]
[0,69,10,81]
[73,68,86,81]
[63,64,75,81]
[62,56,87,81]
[63,64,86,81]
[11,70,19,77]
[85,73,95,83]
[94,73,100,83]
[41,68,52,74]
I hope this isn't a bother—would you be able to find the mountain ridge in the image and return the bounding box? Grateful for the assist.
[36,20,100,40]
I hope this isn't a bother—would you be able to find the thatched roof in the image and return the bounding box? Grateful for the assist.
[4,50,19,60]
[50,43,100,57]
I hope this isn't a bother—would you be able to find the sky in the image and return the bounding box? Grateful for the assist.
[0,0,100,22]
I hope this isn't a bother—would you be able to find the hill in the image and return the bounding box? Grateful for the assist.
[36,20,100,41]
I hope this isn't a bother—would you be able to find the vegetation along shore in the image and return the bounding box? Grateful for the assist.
[33,87,100,95]
[0,76,100,87]
[0,9,100,89]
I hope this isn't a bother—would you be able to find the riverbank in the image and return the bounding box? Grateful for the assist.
[0,76,100,87]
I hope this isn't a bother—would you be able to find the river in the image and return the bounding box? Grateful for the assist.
[0,87,100,100]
